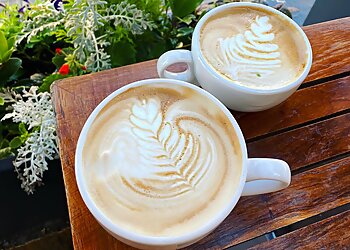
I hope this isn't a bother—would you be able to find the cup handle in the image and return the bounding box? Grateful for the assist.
[157,50,197,84]
[241,158,291,196]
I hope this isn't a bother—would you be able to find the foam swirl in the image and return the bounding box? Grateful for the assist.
[122,98,211,198]
[217,16,281,82]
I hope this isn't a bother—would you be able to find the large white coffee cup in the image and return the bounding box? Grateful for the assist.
[157,3,312,112]
[75,78,291,249]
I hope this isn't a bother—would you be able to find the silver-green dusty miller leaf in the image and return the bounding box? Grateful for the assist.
[106,2,156,35]
[65,0,155,72]
[16,1,65,45]
[65,0,110,71]
[1,87,59,194]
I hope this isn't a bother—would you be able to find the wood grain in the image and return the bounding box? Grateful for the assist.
[247,113,350,172]
[50,17,350,250]
[302,17,350,82]
[236,75,350,140]
[248,209,350,250]
[189,156,350,249]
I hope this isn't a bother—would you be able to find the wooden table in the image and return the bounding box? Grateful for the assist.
[52,17,350,249]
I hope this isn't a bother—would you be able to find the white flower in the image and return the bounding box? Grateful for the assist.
[2,87,59,194]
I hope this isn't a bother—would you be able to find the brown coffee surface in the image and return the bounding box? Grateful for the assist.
[200,6,308,90]
[82,82,242,237]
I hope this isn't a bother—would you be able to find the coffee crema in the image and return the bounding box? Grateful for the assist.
[200,7,308,90]
[82,83,242,237]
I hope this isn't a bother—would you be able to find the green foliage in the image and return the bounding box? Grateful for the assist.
[39,74,67,92]
[18,123,27,134]
[0,31,9,60]
[9,136,22,148]
[0,122,19,159]
[0,58,22,85]
[52,48,74,68]
[0,4,22,38]
[0,30,16,63]
[176,27,194,38]
[169,0,202,18]
[0,147,13,159]
[134,30,168,62]
[107,41,136,67]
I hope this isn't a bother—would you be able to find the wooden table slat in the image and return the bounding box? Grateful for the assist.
[248,209,350,250]
[248,113,350,171]
[190,156,350,249]
[237,75,350,140]
[303,17,350,83]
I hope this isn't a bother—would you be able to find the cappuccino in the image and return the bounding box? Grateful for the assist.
[82,83,242,237]
[200,7,308,90]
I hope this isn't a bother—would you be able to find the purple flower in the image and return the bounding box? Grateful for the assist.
[51,0,63,11]
[18,6,26,13]
[18,0,30,13]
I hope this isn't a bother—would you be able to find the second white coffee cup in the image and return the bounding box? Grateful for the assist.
[157,2,312,112]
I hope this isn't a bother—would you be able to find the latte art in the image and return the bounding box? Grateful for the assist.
[217,16,281,82]
[122,98,212,198]
[200,7,308,89]
[82,83,242,237]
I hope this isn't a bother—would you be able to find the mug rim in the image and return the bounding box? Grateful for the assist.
[75,78,248,246]
[192,2,313,95]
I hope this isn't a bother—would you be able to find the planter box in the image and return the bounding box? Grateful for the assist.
[0,158,70,248]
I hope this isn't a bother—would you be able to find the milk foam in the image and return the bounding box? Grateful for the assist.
[217,16,281,81]
[82,83,242,237]
[200,7,308,89]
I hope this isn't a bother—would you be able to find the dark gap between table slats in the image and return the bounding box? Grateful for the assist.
[245,108,350,144]
[298,71,350,90]
[292,151,350,175]
[225,233,275,250]
[273,202,350,237]
[227,203,350,250]
[248,207,350,250]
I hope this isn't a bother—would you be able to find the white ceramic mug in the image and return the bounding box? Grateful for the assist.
[75,79,291,249]
[157,2,313,112]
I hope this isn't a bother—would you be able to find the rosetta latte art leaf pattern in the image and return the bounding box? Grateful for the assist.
[217,16,281,82]
[121,98,212,198]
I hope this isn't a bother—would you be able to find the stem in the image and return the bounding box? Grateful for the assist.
[105,14,143,26]
[91,31,101,70]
